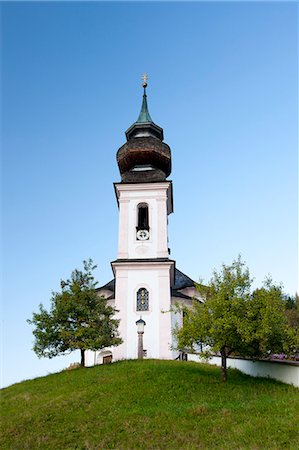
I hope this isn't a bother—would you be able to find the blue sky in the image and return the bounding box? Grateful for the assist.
[2,1,298,388]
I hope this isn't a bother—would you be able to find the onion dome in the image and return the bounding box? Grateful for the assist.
[117,75,171,183]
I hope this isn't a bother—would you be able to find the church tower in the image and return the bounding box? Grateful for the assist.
[85,77,202,366]
[112,76,175,360]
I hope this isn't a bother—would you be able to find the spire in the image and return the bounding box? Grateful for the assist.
[136,74,153,123]
[125,74,164,141]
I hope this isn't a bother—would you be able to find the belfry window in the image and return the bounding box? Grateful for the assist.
[136,288,149,311]
[137,203,149,231]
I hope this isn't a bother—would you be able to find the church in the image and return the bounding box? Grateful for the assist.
[85,77,203,366]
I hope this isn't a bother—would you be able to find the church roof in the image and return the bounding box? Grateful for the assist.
[125,79,164,141]
[135,89,153,124]
[172,268,196,290]
[96,268,196,296]
[96,278,115,293]
[171,290,193,300]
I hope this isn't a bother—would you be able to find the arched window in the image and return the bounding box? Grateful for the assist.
[137,203,149,231]
[136,288,149,311]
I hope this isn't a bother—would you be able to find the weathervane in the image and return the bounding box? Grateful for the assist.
[141,73,148,88]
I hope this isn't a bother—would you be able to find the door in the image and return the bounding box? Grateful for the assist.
[103,355,112,364]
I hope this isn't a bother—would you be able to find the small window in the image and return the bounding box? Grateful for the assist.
[136,288,149,311]
[137,203,149,231]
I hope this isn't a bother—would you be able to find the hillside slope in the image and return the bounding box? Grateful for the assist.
[1,360,298,449]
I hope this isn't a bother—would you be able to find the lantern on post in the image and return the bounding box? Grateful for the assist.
[136,317,146,359]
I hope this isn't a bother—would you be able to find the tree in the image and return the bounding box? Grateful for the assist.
[240,279,292,359]
[283,293,299,358]
[28,259,122,366]
[284,293,299,328]
[174,257,291,381]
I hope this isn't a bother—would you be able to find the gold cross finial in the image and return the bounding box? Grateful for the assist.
[141,73,148,88]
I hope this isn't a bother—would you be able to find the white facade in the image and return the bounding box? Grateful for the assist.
[115,182,173,260]
[85,179,201,367]
[112,181,175,361]
[112,261,174,360]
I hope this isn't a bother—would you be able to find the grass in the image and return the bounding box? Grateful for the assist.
[1,359,298,449]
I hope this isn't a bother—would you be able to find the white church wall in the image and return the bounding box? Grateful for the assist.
[128,197,158,259]
[170,299,183,359]
[97,289,113,300]
[84,350,97,367]
[116,182,171,260]
[158,269,173,359]
[113,268,128,361]
[117,197,129,259]
[126,268,160,360]
[156,196,168,258]
[112,261,174,361]
[179,286,203,301]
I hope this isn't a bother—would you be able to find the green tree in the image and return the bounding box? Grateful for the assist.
[174,257,291,381]
[283,293,299,357]
[28,259,122,366]
[240,279,292,359]
[284,293,299,328]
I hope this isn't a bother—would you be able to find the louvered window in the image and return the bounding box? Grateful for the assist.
[137,204,149,231]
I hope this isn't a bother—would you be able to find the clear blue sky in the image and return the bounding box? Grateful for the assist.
[2,2,298,388]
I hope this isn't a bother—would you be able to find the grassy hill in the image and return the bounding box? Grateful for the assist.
[1,360,298,449]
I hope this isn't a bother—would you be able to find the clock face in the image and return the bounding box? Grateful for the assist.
[136,229,150,241]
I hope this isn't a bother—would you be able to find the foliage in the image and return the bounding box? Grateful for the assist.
[27,259,122,366]
[283,293,299,358]
[1,360,298,450]
[174,256,292,381]
[239,279,291,357]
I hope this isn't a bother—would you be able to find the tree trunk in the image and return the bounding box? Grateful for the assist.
[220,348,227,382]
[80,349,85,367]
